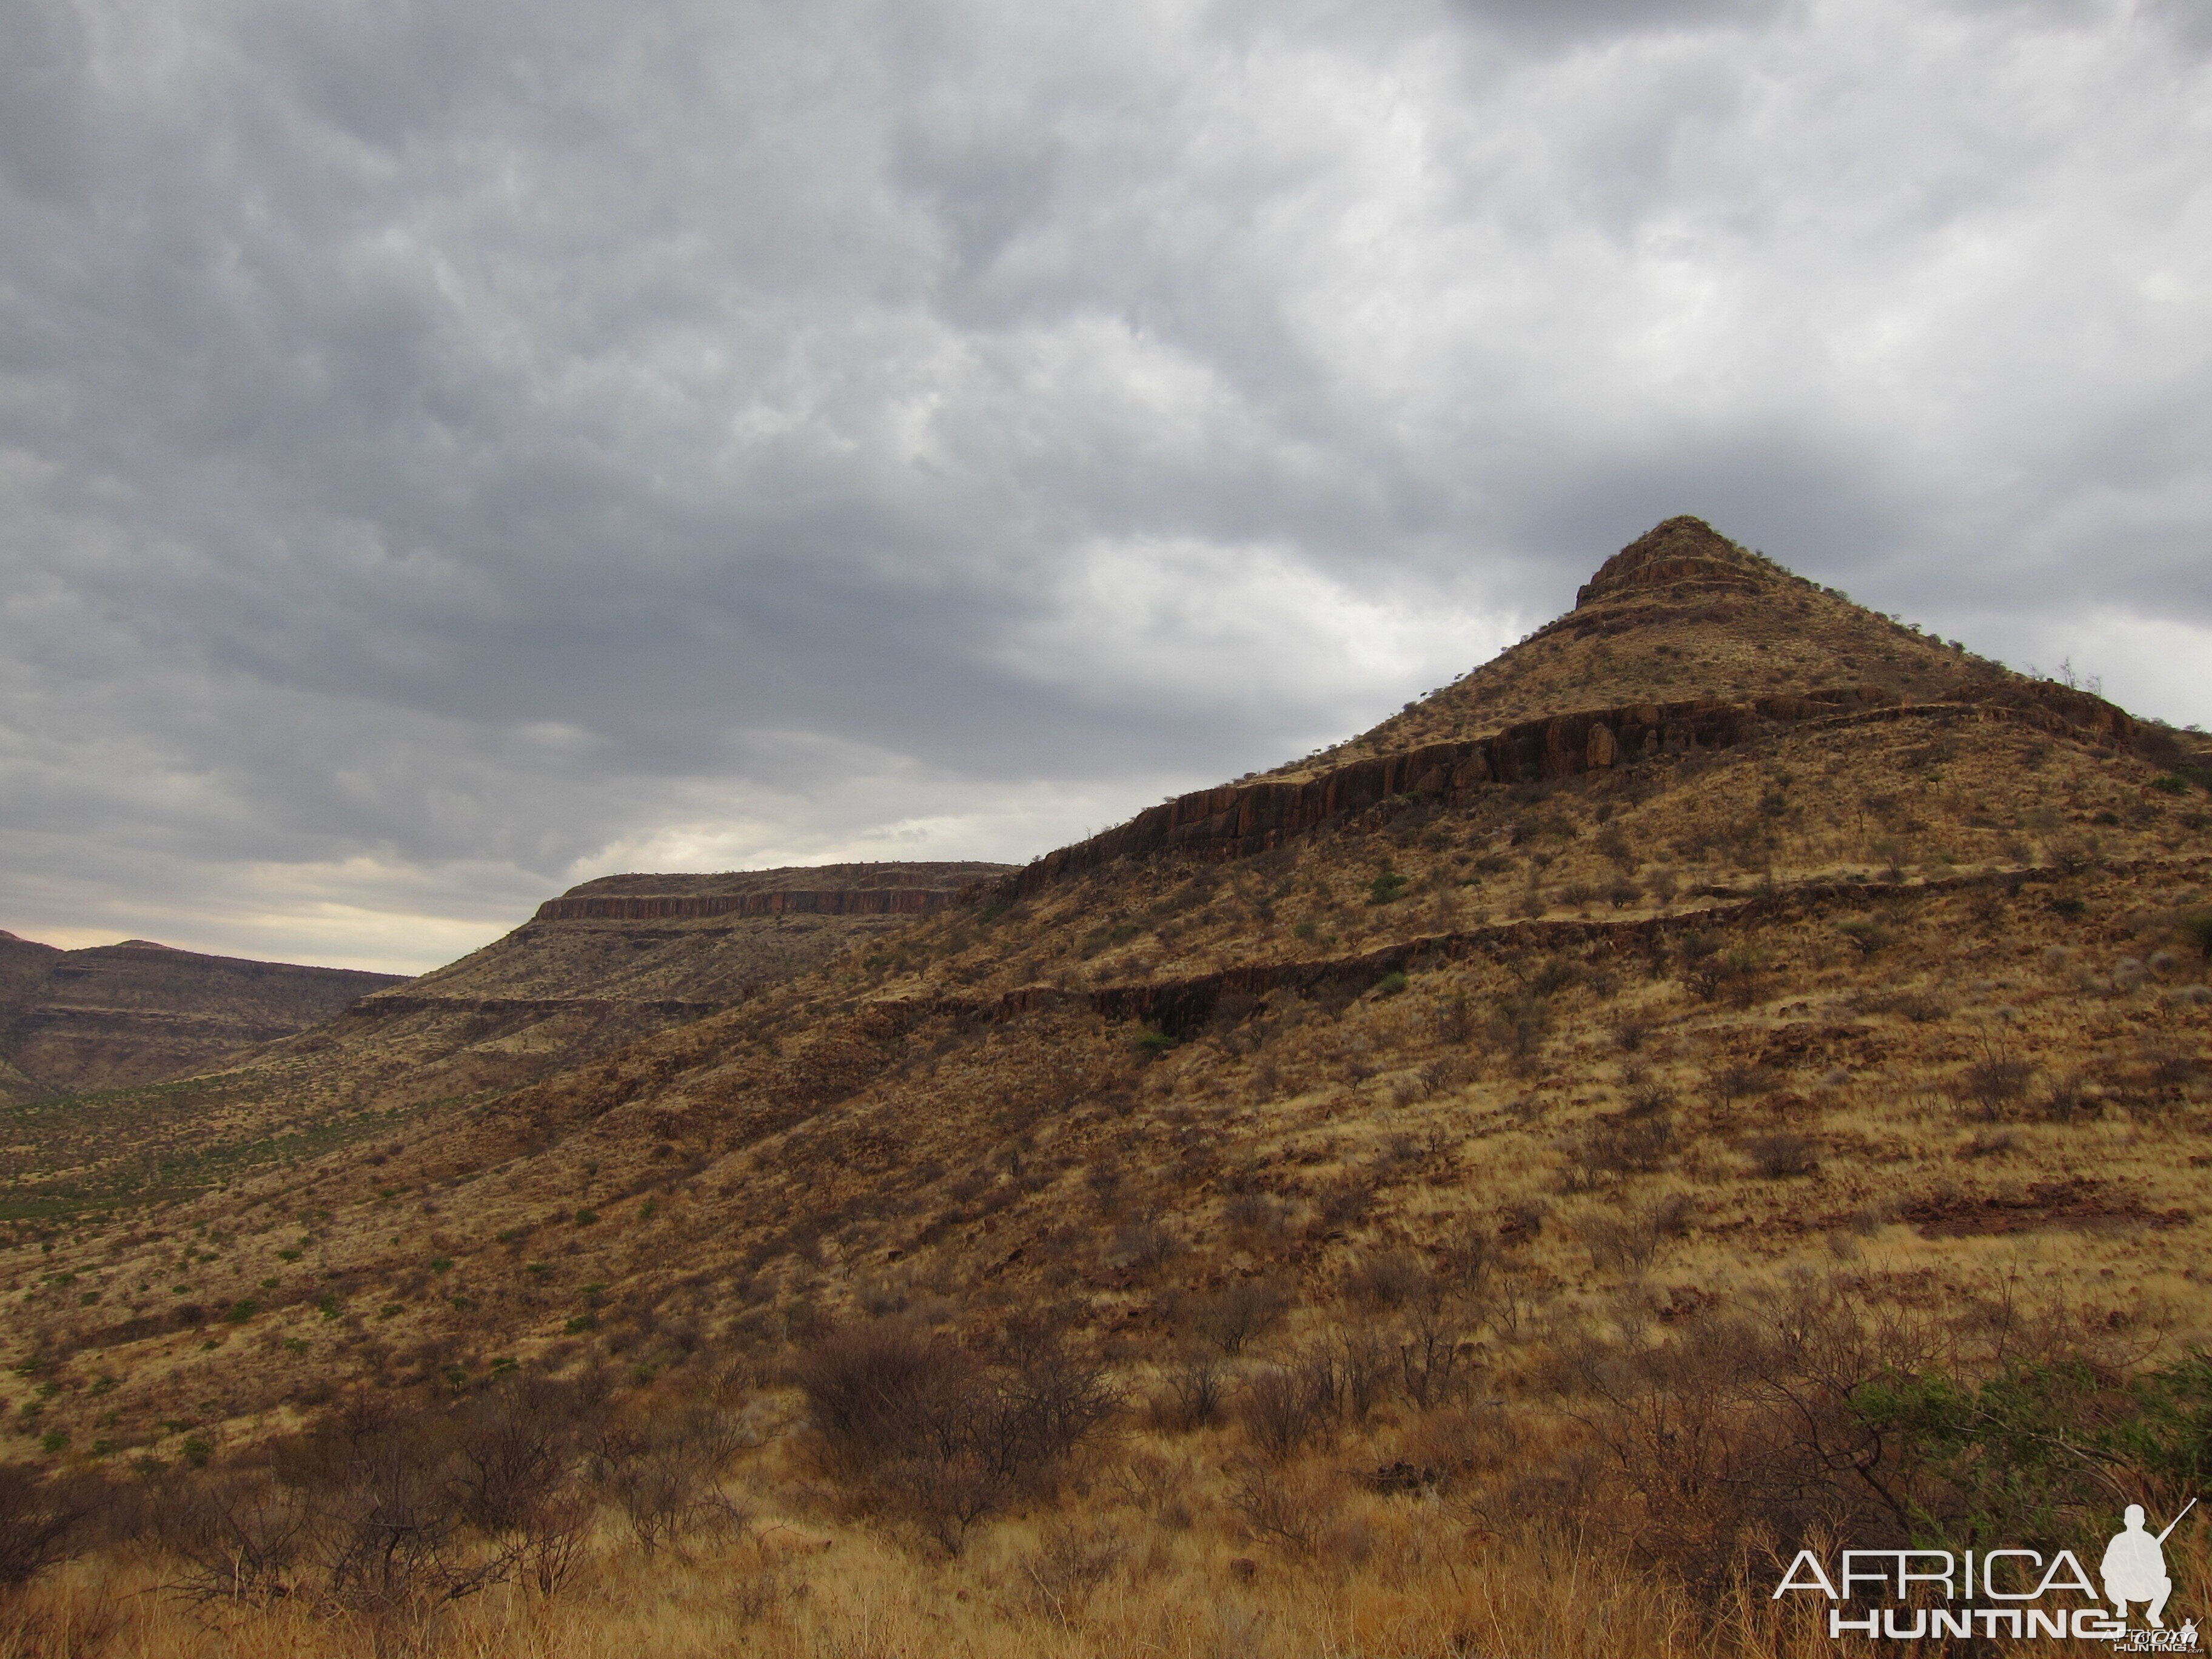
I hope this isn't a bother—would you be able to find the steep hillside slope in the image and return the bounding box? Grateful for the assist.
[0,863,1007,1221]
[7,521,2208,1607]
[0,933,399,1104]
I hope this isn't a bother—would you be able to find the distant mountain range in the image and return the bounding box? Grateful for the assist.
[0,934,400,1104]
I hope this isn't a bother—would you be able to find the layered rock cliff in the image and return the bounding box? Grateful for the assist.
[1005,678,2141,899]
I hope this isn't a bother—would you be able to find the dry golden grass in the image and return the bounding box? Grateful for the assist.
[5,1487,2202,1658]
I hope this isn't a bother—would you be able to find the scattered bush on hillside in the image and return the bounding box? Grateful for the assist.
[145,1367,709,1617]
[1559,1111,1677,1192]
[1540,1272,2205,1589]
[792,1319,1114,1555]
[0,1465,112,1592]
[1686,948,1760,1008]
[1577,1193,1694,1273]
[588,1402,749,1558]
[1742,1133,1818,1179]
[1150,1356,1227,1433]
[1185,1279,1293,1356]
[1486,993,1550,1068]
[1957,1044,2034,1120]
[1835,916,1892,956]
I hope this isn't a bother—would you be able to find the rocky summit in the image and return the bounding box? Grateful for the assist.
[2,520,2208,1658]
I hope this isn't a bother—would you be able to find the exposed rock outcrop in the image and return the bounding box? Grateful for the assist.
[534,888,962,922]
[999,682,2140,900]
[1573,514,1775,608]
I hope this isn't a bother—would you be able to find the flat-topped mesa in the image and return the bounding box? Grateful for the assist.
[370,859,1018,1015]
[537,862,1008,922]
[1573,515,1777,610]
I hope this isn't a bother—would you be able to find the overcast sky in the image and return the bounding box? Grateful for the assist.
[3,0,2207,973]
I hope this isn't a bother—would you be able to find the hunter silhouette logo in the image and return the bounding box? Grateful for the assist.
[2104,1501,2190,1629]
[1771,1498,2200,1645]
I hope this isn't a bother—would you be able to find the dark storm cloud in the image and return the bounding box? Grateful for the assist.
[1445,0,1785,46]
[1,0,2206,970]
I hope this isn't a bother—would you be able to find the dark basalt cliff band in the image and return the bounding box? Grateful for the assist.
[993,682,2138,900]
[533,888,964,922]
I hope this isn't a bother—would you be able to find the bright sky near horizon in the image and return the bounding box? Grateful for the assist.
[3,0,2208,973]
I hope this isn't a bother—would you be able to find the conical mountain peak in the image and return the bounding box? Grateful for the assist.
[1259,518,1997,782]
[1574,515,1778,609]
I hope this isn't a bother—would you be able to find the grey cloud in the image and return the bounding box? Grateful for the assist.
[1,0,2207,970]
[0,0,92,201]
[1444,0,1785,47]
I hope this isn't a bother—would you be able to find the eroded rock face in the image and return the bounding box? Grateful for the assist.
[999,680,2142,900]
[535,890,961,921]
[534,876,984,922]
[1574,515,1772,609]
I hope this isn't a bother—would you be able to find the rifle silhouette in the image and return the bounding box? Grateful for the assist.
[2156,1497,2198,1546]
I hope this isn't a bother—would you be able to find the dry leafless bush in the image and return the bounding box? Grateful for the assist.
[1342,1250,1427,1312]
[1486,993,1550,1068]
[1957,1041,2034,1120]
[1149,1355,1227,1433]
[153,1469,315,1606]
[793,1319,1114,1554]
[1236,1349,1344,1462]
[1741,1133,1818,1179]
[1577,1193,1695,1273]
[588,1398,751,1558]
[1187,1279,1293,1355]
[0,1466,113,1593]
[1559,1110,1675,1191]
[1222,1460,1331,1553]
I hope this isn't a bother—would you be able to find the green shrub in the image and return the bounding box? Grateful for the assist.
[1836,917,1893,956]
[223,1298,257,1324]
[2184,911,2212,960]
[1372,970,1408,997]
[573,1209,599,1227]
[1367,872,1409,905]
